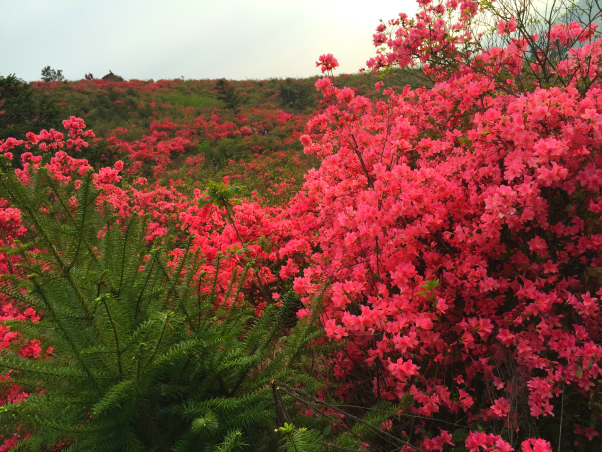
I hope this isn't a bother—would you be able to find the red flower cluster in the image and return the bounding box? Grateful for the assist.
[316,54,340,74]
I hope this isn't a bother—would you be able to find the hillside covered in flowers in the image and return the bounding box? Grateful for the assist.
[1,0,602,450]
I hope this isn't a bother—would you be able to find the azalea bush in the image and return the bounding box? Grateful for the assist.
[283,0,602,449]
[368,0,602,91]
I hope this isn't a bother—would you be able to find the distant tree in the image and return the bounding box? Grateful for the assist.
[0,74,60,141]
[215,78,247,113]
[40,66,64,83]
[278,78,316,111]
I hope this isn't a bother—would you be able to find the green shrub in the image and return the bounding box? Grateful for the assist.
[278,79,316,111]
[0,162,318,451]
[200,138,250,168]
[0,74,61,141]
[214,80,247,114]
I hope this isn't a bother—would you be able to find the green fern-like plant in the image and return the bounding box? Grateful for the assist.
[278,423,324,452]
[0,162,319,452]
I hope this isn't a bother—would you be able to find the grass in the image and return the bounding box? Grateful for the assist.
[159,92,223,108]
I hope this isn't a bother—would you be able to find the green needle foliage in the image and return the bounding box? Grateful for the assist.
[278,423,324,452]
[0,160,319,452]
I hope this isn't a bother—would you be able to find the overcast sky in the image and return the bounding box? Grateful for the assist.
[1,0,418,82]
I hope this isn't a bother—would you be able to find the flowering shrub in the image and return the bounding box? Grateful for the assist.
[103,106,312,182]
[285,1,602,448]
[367,0,602,93]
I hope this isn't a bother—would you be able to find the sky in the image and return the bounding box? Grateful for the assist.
[1,0,418,82]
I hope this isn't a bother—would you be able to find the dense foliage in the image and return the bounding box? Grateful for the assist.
[1,0,602,450]
[0,75,61,141]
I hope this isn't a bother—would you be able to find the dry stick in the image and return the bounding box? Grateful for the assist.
[558,382,564,452]
[273,381,425,452]
[2,231,14,275]
[222,204,270,301]
[272,381,291,427]
[320,443,365,452]
[326,403,469,429]
[274,386,383,451]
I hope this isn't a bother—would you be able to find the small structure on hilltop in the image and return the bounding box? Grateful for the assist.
[101,70,124,82]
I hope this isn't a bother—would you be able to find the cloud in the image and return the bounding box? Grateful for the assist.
[1,0,417,81]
